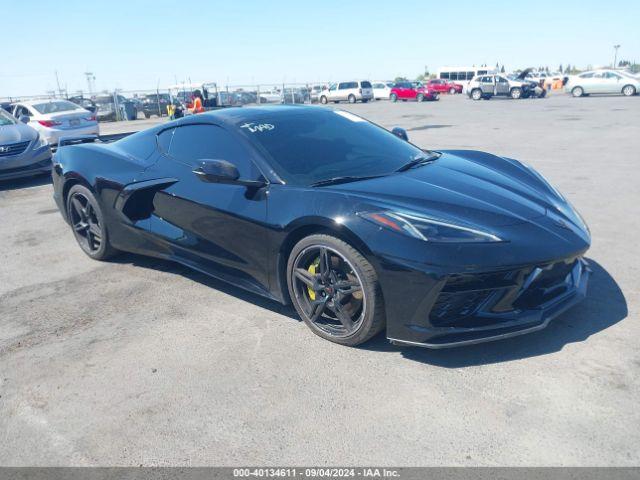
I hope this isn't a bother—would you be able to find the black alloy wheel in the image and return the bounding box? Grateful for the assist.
[287,235,384,346]
[66,184,116,260]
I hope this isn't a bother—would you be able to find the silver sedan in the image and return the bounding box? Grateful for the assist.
[0,109,52,181]
[565,69,640,97]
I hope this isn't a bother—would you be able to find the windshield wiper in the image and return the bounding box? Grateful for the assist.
[395,152,441,172]
[310,174,385,187]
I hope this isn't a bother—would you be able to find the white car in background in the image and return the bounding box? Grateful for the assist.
[10,100,99,145]
[371,81,394,100]
[257,88,282,103]
[565,69,639,97]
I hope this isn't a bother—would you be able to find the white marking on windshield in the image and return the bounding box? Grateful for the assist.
[240,122,275,133]
[334,110,365,122]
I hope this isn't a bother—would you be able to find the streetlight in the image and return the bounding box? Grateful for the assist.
[613,44,621,68]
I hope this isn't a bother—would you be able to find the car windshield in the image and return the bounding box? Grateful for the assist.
[0,109,16,126]
[32,100,80,114]
[237,109,428,186]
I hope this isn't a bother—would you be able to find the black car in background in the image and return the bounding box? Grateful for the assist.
[52,106,590,349]
[94,95,138,121]
[142,94,171,118]
[68,96,98,114]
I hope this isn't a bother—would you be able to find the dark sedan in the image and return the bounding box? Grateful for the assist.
[0,109,52,181]
[52,106,590,348]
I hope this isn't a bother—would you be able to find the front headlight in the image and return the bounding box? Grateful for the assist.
[358,211,503,243]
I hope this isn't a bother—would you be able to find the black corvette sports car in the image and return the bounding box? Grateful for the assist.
[52,106,591,348]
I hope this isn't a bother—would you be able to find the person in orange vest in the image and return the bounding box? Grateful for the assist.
[190,90,205,114]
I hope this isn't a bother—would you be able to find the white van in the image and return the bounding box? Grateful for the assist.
[319,81,374,104]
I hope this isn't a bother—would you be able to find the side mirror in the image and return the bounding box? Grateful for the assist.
[391,127,409,142]
[19,115,30,124]
[192,159,266,188]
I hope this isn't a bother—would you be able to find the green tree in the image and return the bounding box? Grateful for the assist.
[394,76,409,83]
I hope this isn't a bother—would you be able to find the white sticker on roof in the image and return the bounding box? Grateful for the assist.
[240,122,274,133]
[334,110,365,122]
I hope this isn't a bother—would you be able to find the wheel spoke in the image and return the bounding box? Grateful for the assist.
[71,197,85,219]
[88,222,102,239]
[319,247,330,279]
[294,268,316,288]
[333,300,354,332]
[309,297,329,322]
[73,221,88,232]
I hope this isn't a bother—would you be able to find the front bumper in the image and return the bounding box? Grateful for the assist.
[0,145,52,181]
[384,257,590,348]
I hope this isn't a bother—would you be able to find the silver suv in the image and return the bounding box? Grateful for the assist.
[319,81,374,104]
[467,71,543,100]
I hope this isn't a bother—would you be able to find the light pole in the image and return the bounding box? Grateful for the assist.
[613,44,621,68]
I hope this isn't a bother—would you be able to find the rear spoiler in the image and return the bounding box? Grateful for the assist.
[57,132,136,148]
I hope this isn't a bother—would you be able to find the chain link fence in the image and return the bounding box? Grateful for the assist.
[1,81,331,123]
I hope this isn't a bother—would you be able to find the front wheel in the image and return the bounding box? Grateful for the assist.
[622,85,636,96]
[510,87,522,99]
[390,93,398,102]
[66,184,118,261]
[320,96,328,104]
[287,234,385,346]
[572,86,584,97]
[416,93,424,102]
[144,112,151,118]
[449,87,456,94]
[471,89,482,100]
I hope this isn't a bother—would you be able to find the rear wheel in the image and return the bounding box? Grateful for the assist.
[449,87,457,94]
[66,184,117,261]
[287,234,385,346]
[622,85,636,96]
[390,93,398,102]
[572,86,584,97]
[510,87,522,99]
[471,89,482,100]
[348,94,356,104]
[320,95,328,104]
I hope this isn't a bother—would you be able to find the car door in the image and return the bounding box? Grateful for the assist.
[603,72,623,93]
[327,83,338,101]
[496,76,510,96]
[589,72,608,93]
[480,76,495,95]
[140,122,271,295]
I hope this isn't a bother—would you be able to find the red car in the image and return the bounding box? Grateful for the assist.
[425,78,463,94]
[389,82,439,102]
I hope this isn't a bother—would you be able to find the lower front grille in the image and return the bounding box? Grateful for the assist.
[430,290,493,327]
[0,141,30,157]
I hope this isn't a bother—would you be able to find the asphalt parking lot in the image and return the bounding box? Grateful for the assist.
[1,93,639,466]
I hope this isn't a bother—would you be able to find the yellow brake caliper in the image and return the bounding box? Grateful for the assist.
[307,257,320,300]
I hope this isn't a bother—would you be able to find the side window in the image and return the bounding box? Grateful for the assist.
[168,124,258,178]
[338,83,346,90]
[329,84,337,91]
[157,128,174,154]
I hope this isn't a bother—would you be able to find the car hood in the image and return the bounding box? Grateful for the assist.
[0,122,38,144]
[332,150,566,227]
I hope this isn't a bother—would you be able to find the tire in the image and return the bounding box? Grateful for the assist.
[66,184,117,261]
[471,89,482,100]
[510,87,522,99]
[416,93,424,102]
[287,234,385,346]
[348,94,356,104]
[622,85,636,96]
[361,99,369,103]
[572,86,584,97]
[144,112,151,119]
[449,87,456,94]
[390,93,398,102]
[320,96,328,104]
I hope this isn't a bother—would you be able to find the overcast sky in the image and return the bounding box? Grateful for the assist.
[2,0,638,96]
